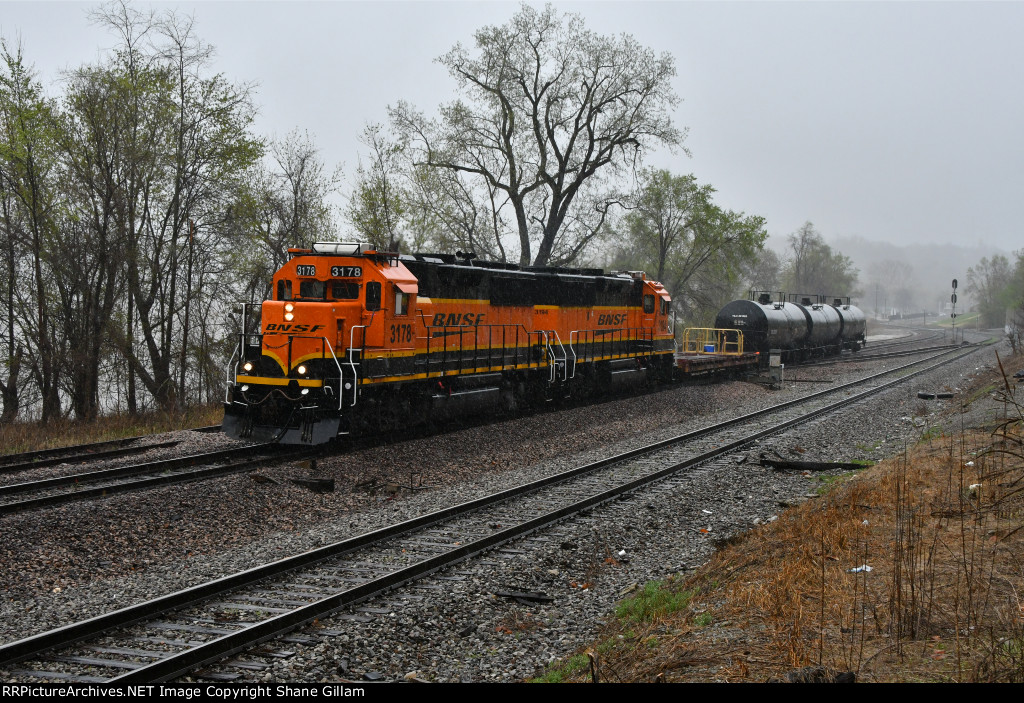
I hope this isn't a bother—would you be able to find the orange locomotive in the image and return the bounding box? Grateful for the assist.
[224,242,675,444]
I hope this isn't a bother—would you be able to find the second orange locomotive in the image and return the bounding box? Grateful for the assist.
[224,242,675,444]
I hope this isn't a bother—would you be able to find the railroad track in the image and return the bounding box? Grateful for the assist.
[0,443,310,516]
[0,426,223,473]
[0,340,990,683]
[803,342,964,366]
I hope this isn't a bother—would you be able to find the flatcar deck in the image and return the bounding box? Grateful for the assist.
[674,351,760,376]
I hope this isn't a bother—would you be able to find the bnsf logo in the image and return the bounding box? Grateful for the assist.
[432,313,485,326]
[597,314,627,326]
[265,324,325,333]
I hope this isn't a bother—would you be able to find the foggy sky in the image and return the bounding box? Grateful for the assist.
[2,0,1022,254]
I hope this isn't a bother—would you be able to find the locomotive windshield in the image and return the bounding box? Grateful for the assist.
[331,281,360,300]
[299,280,326,299]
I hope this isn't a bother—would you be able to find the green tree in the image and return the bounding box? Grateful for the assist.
[391,3,682,267]
[965,254,1013,328]
[1005,251,1024,353]
[59,55,177,419]
[0,40,66,421]
[345,123,407,252]
[742,246,781,293]
[782,222,859,298]
[90,2,262,412]
[616,169,767,325]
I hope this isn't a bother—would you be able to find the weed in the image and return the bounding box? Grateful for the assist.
[615,581,696,624]
[965,383,997,406]
[531,653,589,683]
[813,468,870,495]
[694,612,713,627]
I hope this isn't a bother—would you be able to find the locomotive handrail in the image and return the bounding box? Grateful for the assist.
[348,325,367,408]
[534,330,549,381]
[568,331,580,380]
[547,330,569,382]
[320,336,345,411]
[419,322,543,377]
[225,342,241,403]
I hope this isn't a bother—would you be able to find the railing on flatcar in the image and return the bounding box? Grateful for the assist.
[681,328,745,356]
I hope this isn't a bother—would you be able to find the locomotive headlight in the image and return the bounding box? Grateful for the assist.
[241,385,249,392]
[285,303,294,312]
[284,312,294,321]
[297,364,308,375]
[301,388,309,395]
[242,361,253,372]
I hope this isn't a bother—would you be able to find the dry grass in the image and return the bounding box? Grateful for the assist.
[549,356,1024,683]
[0,404,224,456]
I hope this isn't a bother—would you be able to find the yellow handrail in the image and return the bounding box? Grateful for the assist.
[680,328,744,355]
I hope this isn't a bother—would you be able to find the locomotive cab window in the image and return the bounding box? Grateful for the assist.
[660,299,670,315]
[299,280,326,299]
[644,294,655,314]
[276,279,293,301]
[394,288,409,316]
[331,281,360,300]
[366,281,382,311]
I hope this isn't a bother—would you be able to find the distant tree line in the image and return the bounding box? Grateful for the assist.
[0,2,864,424]
[965,252,1024,350]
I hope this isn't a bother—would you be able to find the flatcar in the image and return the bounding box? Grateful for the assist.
[714,291,866,361]
[223,243,676,445]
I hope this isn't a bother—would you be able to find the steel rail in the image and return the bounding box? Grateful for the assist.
[0,441,181,476]
[0,426,224,469]
[0,444,307,516]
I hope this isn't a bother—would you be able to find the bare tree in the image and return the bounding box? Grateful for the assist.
[391,3,682,267]
[405,163,509,261]
[227,129,341,303]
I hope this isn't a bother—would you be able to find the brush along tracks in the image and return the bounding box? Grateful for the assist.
[0,341,990,683]
[0,426,223,472]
